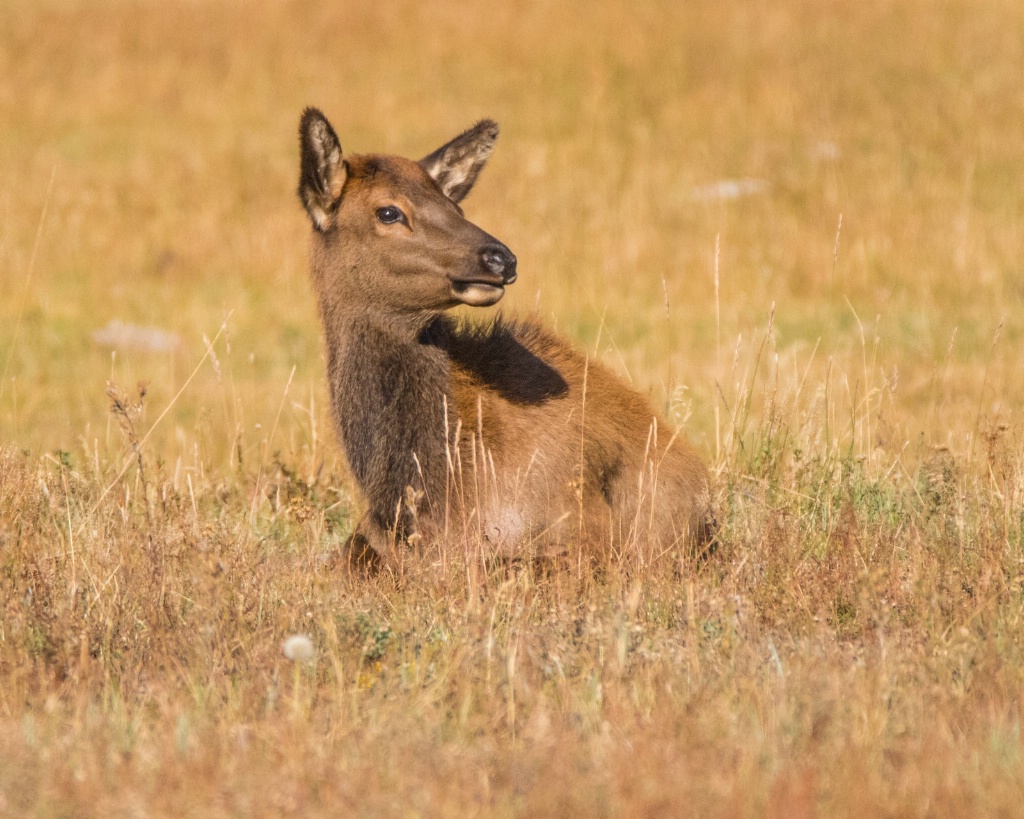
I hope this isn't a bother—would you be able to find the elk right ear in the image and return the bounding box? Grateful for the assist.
[419,120,499,203]
[298,108,347,231]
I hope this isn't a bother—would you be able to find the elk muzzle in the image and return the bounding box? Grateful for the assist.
[450,241,518,307]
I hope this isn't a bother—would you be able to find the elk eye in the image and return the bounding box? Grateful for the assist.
[376,206,405,225]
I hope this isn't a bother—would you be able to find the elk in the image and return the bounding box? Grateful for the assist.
[297,108,713,569]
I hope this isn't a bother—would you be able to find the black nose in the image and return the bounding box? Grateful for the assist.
[480,243,517,283]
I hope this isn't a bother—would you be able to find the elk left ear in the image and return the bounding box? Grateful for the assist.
[298,107,347,232]
[419,120,499,203]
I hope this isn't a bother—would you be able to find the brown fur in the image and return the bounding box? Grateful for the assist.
[297,108,713,568]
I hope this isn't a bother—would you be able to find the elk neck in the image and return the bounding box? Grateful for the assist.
[312,263,454,530]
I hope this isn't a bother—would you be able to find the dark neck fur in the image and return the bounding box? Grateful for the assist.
[324,310,452,534]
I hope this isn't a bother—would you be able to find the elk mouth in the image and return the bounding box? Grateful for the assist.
[450,244,517,307]
[450,278,509,307]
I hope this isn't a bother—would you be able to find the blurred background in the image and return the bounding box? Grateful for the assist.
[1,0,1022,473]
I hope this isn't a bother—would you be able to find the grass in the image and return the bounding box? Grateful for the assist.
[2,0,1024,815]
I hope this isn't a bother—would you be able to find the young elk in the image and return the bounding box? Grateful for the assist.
[297,108,713,569]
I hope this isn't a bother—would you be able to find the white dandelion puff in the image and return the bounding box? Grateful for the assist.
[282,634,315,662]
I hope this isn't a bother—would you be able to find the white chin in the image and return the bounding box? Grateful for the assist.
[452,282,505,307]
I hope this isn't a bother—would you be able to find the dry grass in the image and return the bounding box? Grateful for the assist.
[2,0,1024,815]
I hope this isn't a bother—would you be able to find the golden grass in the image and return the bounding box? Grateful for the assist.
[2,0,1024,815]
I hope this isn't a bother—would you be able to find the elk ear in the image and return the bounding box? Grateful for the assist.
[419,120,499,203]
[298,108,347,231]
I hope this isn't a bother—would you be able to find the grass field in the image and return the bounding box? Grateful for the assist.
[2,0,1024,815]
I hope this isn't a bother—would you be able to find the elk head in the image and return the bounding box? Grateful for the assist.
[298,109,517,317]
